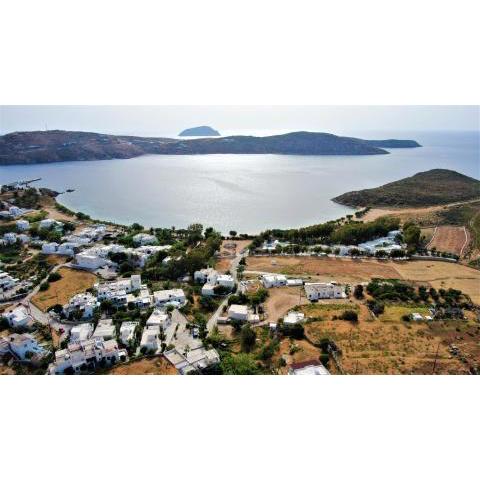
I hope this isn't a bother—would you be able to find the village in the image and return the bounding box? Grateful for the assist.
[1,182,479,375]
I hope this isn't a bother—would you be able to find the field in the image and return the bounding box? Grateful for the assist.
[427,226,467,256]
[263,286,308,323]
[247,256,401,283]
[378,305,430,322]
[31,267,97,312]
[303,315,478,374]
[247,256,480,304]
[216,239,251,273]
[108,356,177,375]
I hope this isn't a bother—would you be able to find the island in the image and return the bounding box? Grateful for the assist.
[0,130,421,165]
[332,169,480,208]
[178,126,220,137]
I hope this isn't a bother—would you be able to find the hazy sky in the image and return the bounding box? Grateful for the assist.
[1,105,478,137]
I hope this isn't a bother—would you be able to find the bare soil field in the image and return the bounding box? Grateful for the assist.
[274,338,323,374]
[304,317,473,374]
[247,256,480,304]
[0,365,15,375]
[108,356,177,375]
[31,267,97,312]
[427,226,467,256]
[247,256,402,284]
[393,261,480,304]
[263,287,308,323]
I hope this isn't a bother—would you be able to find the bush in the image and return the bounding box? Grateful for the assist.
[48,271,62,282]
[340,310,358,322]
[39,282,49,291]
[353,284,364,299]
[281,322,304,340]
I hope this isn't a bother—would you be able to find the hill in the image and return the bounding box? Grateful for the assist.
[332,169,480,208]
[178,126,220,136]
[0,130,420,165]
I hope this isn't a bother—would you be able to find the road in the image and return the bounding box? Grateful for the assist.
[206,248,247,333]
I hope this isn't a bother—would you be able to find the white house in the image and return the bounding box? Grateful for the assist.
[57,242,80,256]
[194,268,218,284]
[3,232,18,244]
[92,319,116,340]
[16,219,30,231]
[48,338,127,374]
[217,274,235,290]
[70,323,94,343]
[126,288,152,308]
[261,274,287,288]
[42,242,59,254]
[304,282,345,301]
[228,304,249,321]
[411,312,424,321]
[119,321,138,346]
[3,306,32,329]
[0,271,19,292]
[286,278,303,287]
[153,288,186,307]
[17,234,31,244]
[95,275,142,304]
[63,293,98,319]
[164,346,220,374]
[201,283,216,296]
[146,309,171,329]
[132,233,157,246]
[289,360,330,375]
[283,311,306,325]
[140,326,161,352]
[75,251,109,270]
[7,333,46,361]
[39,218,63,230]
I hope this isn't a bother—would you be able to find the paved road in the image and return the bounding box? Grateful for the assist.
[206,249,247,333]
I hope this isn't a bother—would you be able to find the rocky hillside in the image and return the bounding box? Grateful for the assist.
[0,130,420,165]
[333,169,480,207]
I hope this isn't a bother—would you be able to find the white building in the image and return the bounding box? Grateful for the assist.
[194,268,218,284]
[63,292,99,319]
[0,271,19,292]
[217,274,235,289]
[411,312,424,321]
[119,321,138,346]
[304,282,345,301]
[16,219,30,231]
[75,250,110,270]
[3,306,32,329]
[70,323,94,342]
[286,279,303,287]
[153,288,186,307]
[3,232,18,244]
[289,360,330,375]
[201,283,216,296]
[92,319,116,340]
[48,338,127,374]
[39,218,63,230]
[7,333,46,361]
[261,274,287,288]
[146,309,171,329]
[140,326,161,352]
[228,304,249,321]
[283,311,306,325]
[57,242,80,256]
[42,242,59,254]
[126,288,152,308]
[95,275,142,304]
[164,346,220,374]
[17,234,31,244]
[132,233,157,246]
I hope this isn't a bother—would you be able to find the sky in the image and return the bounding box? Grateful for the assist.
[1,105,478,137]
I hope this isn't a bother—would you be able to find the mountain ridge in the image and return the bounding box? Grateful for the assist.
[0,129,420,165]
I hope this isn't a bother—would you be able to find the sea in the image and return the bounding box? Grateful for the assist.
[0,130,478,234]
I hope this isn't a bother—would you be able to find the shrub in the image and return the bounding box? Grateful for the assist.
[340,310,358,322]
[39,282,49,291]
[48,271,62,282]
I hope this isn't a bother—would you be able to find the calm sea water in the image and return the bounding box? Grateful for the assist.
[0,131,478,234]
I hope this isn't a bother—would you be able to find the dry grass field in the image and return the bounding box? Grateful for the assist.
[247,256,402,283]
[247,256,480,304]
[108,356,177,375]
[304,316,476,374]
[263,286,308,322]
[31,267,97,312]
[427,226,468,256]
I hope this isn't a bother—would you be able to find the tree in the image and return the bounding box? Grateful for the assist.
[220,353,260,375]
[340,310,358,322]
[240,324,257,353]
[229,230,237,238]
[48,271,62,282]
[353,284,364,299]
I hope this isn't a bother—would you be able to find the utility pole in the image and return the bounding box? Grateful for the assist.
[432,342,441,374]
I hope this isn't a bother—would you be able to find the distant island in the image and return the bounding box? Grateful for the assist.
[0,130,420,165]
[332,169,480,208]
[179,126,220,137]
